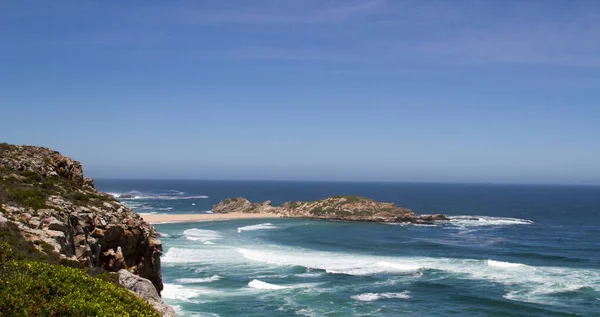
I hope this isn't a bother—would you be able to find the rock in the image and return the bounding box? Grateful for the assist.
[211,197,254,213]
[119,194,136,199]
[90,227,105,238]
[0,144,166,306]
[118,270,176,317]
[46,217,67,231]
[20,213,32,223]
[75,245,92,262]
[213,196,448,224]
[28,218,41,229]
[102,247,125,270]
[104,226,124,242]
[94,216,108,227]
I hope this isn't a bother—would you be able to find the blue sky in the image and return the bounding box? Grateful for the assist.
[1,0,599,184]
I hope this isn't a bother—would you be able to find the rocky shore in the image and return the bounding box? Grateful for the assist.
[213,196,448,224]
[0,144,174,316]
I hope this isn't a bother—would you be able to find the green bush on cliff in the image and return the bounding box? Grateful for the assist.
[4,187,48,210]
[0,243,159,317]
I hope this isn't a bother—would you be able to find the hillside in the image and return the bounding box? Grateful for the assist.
[0,143,173,316]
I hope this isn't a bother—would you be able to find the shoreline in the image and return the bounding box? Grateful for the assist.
[141,212,281,224]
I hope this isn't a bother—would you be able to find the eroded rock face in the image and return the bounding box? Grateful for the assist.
[0,144,164,295]
[213,196,449,224]
[118,270,176,317]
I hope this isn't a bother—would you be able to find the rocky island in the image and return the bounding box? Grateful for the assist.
[0,143,174,316]
[212,196,448,224]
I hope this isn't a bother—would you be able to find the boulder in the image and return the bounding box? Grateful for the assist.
[46,218,67,231]
[118,270,176,317]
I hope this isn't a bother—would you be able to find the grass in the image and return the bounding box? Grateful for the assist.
[0,242,159,317]
[0,167,116,211]
[330,196,367,203]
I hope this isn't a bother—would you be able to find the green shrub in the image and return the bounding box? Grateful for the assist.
[0,241,13,263]
[71,192,90,204]
[0,222,60,263]
[3,186,48,210]
[288,201,298,209]
[310,206,325,215]
[21,171,44,184]
[0,260,159,316]
[0,143,17,155]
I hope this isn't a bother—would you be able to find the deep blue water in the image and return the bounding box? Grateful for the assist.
[96,180,600,316]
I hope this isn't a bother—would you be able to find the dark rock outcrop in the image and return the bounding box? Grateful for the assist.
[213,196,449,224]
[0,144,166,299]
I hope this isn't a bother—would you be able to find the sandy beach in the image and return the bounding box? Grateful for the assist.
[141,212,281,224]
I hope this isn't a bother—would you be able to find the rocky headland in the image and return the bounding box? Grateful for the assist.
[213,196,448,224]
[0,143,174,316]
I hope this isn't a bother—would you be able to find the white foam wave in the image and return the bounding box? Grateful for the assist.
[296,272,325,278]
[235,246,600,305]
[138,212,157,215]
[237,223,278,233]
[238,248,424,276]
[183,229,222,242]
[351,291,411,301]
[248,279,289,290]
[487,260,526,269]
[162,247,246,264]
[162,284,210,302]
[449,216,533,227]
[176,275,221,284]
[137,194,209,200]
[111,190,209,200]
[376,261,422,272]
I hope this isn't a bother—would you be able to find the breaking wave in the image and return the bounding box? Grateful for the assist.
[176,275,221,284]
[110,190,208,200]
[235,246,600,304]
[248,279,289,290]
[162,284,210,303]
[448,216,534,227]
[183,229,222,243]
[487,260,526,269]
[237,223,278,233]
[351,291,411,301]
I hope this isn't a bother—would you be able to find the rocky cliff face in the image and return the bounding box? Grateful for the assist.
[0,144,164,295]
[213,196,448,224]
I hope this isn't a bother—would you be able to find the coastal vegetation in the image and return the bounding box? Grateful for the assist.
[0,144,172,316]
[0,242,159,317]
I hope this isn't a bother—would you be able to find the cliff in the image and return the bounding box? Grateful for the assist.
[213,196,448,224]
[0,143,173,316]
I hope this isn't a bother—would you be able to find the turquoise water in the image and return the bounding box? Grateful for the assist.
[96,180,600,316]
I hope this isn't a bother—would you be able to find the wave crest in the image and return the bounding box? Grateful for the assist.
[351,291,411,301]
[449,216,533,227]
[248,279,288,290]
[175,275,221,284]
[183,229,222,242]
[237,223,278,233]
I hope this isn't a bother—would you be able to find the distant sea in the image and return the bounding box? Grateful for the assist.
[95,180,600,317]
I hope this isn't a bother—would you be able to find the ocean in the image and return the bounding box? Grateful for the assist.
[95,180,600,316]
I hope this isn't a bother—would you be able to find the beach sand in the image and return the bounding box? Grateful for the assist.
[141,212,281,224]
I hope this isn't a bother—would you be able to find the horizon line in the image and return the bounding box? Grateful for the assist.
[90,178,600,187]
